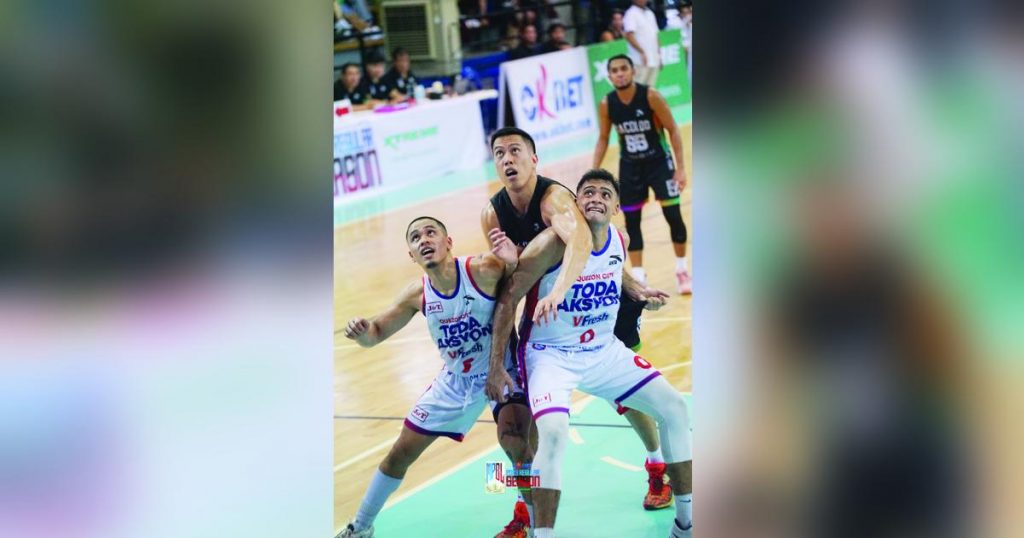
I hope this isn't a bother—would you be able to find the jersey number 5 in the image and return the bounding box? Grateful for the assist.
[461,358,474,373]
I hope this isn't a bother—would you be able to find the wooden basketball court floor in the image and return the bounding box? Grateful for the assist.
[334,121,692,537]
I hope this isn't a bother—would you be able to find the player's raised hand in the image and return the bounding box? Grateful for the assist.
[486,366,516,403]
[533,294,561,326]
[344,317,371,340]
[488,228,518,266]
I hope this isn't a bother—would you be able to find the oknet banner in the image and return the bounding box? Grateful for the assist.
[499,47,597,150]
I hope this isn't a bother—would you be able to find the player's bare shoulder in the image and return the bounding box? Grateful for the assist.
[396,278,426,312]
[480,201,500,236]
[539,182,579,223]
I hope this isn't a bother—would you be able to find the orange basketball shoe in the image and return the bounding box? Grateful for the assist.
[643,460,674,510]
[494,500,531,538]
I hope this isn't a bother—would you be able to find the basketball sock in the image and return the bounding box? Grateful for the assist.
[675,256,688,272]
[676,493,693,529]
[631,267,647,283]
[353,469,402,530]
[535,528,553,538]
[647,447,664,465]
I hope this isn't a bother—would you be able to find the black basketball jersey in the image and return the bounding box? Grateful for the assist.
[366,78,389,100]
[489,175,572,248]
[607,84,668,162]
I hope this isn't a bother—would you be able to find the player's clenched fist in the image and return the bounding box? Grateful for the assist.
[344,317,371,340]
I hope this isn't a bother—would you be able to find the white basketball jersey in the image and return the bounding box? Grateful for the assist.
[422,256,496,376]
[521,225,626,349]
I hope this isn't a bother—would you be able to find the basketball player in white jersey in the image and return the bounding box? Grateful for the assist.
[337,217,526,538]
[487,170,694,537]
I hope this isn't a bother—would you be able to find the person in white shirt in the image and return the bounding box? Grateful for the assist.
[623,0,662,86]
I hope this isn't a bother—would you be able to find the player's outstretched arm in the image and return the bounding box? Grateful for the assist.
[650,88,687,192]
[618,229,671,309]
[343,281,422,348]
[486,229,564,402]
[593,97,612,169]
[537,188,591,325]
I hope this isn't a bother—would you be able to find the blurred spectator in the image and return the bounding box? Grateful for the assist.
[363,53,390,102]
[538,21,567,53]
[381,47,419,102]
[333,63,375,111]
[508,23,540,60]
[600,9,626,42]
[460,0,491,47]
[624,0,662,86]
[337,0,376,26]
[335,0,382,38]
[556,40,573,50]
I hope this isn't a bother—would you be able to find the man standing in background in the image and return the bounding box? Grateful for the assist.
[623,0,662,86]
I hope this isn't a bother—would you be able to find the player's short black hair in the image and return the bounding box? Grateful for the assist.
[340,62,360,74]
[607,54,633,70]
[366,52,386,65]
[490,127,536,154]
[576,169,621,199]
[392,46,409,59]
[406,216,447,239]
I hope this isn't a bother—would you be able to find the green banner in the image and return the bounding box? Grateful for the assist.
[586,28,690,114]
[657,28,690,106]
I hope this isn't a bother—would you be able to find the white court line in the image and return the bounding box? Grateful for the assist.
[643,316,691,323]
[335,334,430,350]
[659,361,691,374]
[335,443,499,537]
[334,436,397,473]
[382,443,499,510]
[333,361,693,534]
[600,456,644,472]
[568,427,584,445]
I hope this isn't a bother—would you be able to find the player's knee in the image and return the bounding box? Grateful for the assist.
[624,211,644,251]
[381,442,418,476]
[498,427,530,461]
[661,204,687,244]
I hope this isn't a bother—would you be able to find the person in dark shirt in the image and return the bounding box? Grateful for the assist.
[538,21,567,54]
[507,23,539,61]
[333,62,376,111]
[380,47,418,102]
[363,53,390,102]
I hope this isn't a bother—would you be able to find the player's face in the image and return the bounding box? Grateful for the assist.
[394,54,411,73]
[368,62,384,80]
[577,180,620,224]
[609,59,634,90]
[406,220,452,269]
[343,67,361,88]
[492,136,538,191]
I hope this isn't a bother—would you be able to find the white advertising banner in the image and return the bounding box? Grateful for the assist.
[498,47,597,150]
[333,95,489,203]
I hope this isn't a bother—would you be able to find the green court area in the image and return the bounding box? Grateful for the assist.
[373,393,693,537]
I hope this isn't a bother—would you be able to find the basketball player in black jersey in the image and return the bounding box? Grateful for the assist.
[481,128,678,537]
[594,54,692,295]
